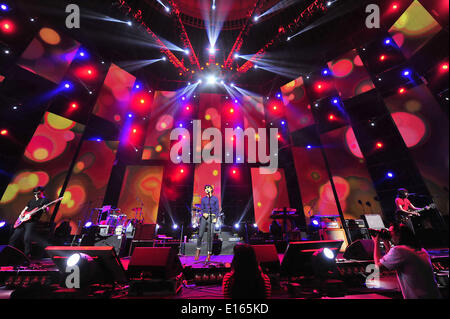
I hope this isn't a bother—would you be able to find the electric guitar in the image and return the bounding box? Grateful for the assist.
[14,197,63,228]
[397,203,436,223]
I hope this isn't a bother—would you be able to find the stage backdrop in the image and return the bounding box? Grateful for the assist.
[117,166,164,224]
[56,140,119,234]
[17,27,80,84]
[251,168,290,233]
[384,84,449,216]
[0,112,85,224]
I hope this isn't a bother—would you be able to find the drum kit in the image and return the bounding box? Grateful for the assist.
[93,206,143,238]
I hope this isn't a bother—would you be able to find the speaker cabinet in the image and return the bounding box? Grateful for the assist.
[343,239,375,261]
[128,247,182,279]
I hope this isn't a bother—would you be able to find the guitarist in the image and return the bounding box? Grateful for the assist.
[395,188,428,234]
[9,186,50,259]
[195,185,219,262]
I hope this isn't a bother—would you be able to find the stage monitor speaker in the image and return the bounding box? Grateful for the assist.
[45,246,128,284]
[134,224,156,241]
[128,247,182,280]
[280,240,343,277]
[0,245,30,266]
[343,239,374,261]
[252,244,280,274]
[95,234,127,257]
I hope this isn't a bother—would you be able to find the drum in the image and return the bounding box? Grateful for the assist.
[106,214,119,229]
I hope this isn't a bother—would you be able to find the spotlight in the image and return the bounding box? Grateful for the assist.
[135,84,140,89]
[67,253,81,267]
[0,221,6,228]
[197,79,202,84]
[379,55,386,61]
[254,65,258,69]
[127,21,132,26]
[384,38,392,45]
[287,37,291,41]
[322,69,330,76]
[230,83,235,87]
[212,5,216,10]
[328,114,336,121]
[281,120,286,125]
[127,113,133,118]
[165,7,170,13]
[0,129,7,135]
[332,98,339,105]
[306,145,312,150]
[376,142,384,149]
[323,248,334,259]
[234,99,238,104]
[208,47,216,55]
[311,219,320,227]
[63,82,72,89]
[234,53,239,59]
[386,172,394,179]
[181,96,186,101]
[277,93,282,98]
[0,4,9,11]
[70,102,78,109]
[206,75,217,85]
[398,87,406,94]
[96,138,102,142]
[253,223,258,228]
[392,3,399,10]
[162,56,167,61]
[253,16,259,22]
[172,224,178,230]
[441,63,449,71]
[4,49,10,54]
[84,221,92,228]
[184,49,190,55]
[234,223,240,229]
[1,20,14,33]
[403,70,411,77]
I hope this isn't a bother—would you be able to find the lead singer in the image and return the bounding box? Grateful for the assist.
[195,184,220,262]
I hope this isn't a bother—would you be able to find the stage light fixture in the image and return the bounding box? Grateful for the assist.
[328,114,336,121]
[398,87,406,94]
[234,53,239,59]
[84,222,92,228]
[253,223,258,228]
[162,56,167,61]
[234,223,240,229]
[287,36,291,41]
[253,16,259,22]
[132,128,137,134]
[322,69,330,76]
[386,172,394,179]
[127,21,132,26]
[277,93,282,98]
[376,142,384,149]
[392,3,399,10]
[184,49,190,55]
[208,47,216,55]
[332,98,339,105]
[63,82,72,89]
[0,4,9,11]
[234,99,238,104]
[1,20,14,33]
[0,129,7,135]
[384,38,392,45]
[206,75,217,85]
[403,70,411,77]
[165,7,170,13]
[70,102,78,109]
[173,224,178,230]
[441,63,449,71]
[281,120,286,125]
[0,221,6,228]
[323,248,334,259]
[3,49,9,55]
[306,145,312,150]
[379,55,386,61]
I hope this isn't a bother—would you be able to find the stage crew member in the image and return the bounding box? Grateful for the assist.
[195,184,219,262]
[9,186,50,259]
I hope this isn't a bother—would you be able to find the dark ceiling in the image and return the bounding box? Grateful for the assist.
[15,0,406,95]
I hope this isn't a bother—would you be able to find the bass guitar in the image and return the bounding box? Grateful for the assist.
[14,197,63,228]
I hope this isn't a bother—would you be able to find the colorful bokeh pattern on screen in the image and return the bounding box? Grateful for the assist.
[117,166,164,224]
[251,168,290,232]
[17,27,80,84]
[280,77,315,132]
[384,85,449,215]
[328,49,375,99]
[192,163,222,210]
[142,91,179,160]
[56,140,119,233]
[0,112,85,223]
[320,126,382,219]
[92,63,136,127]
[389,0,442,58]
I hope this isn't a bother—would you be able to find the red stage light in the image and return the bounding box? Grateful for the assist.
[398,87,406,94]
[1,20,14,33]
[441,63,449,71]
[328,114,336,121]
[140,99,145,104]
[392,3,399,10]
[316,84,323,90]
[132,128,137,134]
[273,106,277,111]
[70,102,78,109]
[376,142,384,149]
[185,106,190,111]
[0,129,7,135]
[229,108,234,114]
[379,55,386,61]
[180,168,184,174]
[232,169,236,175]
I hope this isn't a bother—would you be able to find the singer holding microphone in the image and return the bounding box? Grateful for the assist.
[195,185,220,262]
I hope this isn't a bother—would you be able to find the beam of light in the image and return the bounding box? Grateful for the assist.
[201,0,232,48]
[256,0,303,20]
[236,53,311,79]
[157,0,170,12]
[287,0,358,41]
[237,197,254,224]
[117,58,165,72]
